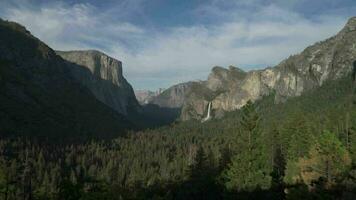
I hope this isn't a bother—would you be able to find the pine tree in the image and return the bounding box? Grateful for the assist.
[285,115,314,161]
[22,151,33,200]
[34,171,51,200]
[0,160,7,200]
[177,146,221,199]
[221,101,271,191]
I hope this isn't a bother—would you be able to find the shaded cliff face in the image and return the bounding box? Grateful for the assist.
[0,19,131,137]
[56,50,141,115]
[149,82,194,108]
[181,17,356,121]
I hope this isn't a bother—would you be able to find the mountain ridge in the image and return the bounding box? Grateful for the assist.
[180,16,356,121]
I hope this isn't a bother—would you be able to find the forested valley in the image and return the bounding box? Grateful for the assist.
[1,72,356,200]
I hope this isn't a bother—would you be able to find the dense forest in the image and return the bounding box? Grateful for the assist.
[1,73,356,200]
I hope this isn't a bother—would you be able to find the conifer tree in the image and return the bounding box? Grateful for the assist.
[0,161,7,200]
[221,101,271,191]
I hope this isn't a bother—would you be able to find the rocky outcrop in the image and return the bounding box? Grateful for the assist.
[56,50,141,115]
[181,16,356,121]
[149,82,194,108]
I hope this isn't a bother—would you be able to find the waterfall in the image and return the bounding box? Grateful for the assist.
[201,102,212,122]
[206,102,211,119]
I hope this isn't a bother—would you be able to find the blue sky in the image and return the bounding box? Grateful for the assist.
[0,0,355,90]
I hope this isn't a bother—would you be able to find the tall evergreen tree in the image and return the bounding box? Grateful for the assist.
[221,101,271,191]
[0,161,7,200]
[176,146,221,199]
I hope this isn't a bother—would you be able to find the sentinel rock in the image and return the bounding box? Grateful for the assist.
[181,17,356,121]
[57,50,141,115]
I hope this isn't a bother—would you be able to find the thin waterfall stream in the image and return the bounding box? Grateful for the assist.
[201,102,212,122]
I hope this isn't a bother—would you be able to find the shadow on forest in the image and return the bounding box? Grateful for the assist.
[131,104,181,129]
[58,159,286,200]
[110,179,356,200]
[57,163,356,200]
[56,146,356,200]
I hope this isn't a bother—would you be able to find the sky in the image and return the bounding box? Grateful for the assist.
[0,0,355,90]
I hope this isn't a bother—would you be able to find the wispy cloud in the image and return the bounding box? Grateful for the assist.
[0,0,352,90]
[1,1,145,50]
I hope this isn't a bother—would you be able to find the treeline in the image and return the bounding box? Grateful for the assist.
[0,76,356,199]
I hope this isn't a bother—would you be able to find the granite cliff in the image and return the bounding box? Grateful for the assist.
[181,17,356,121]
[56,50,140,115]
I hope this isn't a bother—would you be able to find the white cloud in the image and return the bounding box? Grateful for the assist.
[115,9,346,87]
[2,2,145,50]
[0,1,350,90]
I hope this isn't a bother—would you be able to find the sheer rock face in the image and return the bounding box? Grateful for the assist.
[56,50,141,115]
[181,17,356,121]
[148,82,195,108]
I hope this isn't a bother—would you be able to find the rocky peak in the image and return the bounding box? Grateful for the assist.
[211,66,227,73]
[210,65,246,79]
[342,17,356,33]
[228,65,245,73]
[207,65,246,91]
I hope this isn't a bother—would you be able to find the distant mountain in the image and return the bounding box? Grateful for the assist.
[135,89,164,105]
[135,82,192,108]
[135,90,156,104]
[133,84,194,127]
[56,50,141,115]
[148,82,194,108]
[181,16,356,121]
[0,19,132,138]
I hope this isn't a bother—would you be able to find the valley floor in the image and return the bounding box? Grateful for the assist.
[1,77,356,199]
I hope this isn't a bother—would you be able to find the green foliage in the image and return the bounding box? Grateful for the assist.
[0,75,356,199]
[221,101,271,191]
[284,160,302,185]
[0,161,6,197]
[298,131,351,185]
